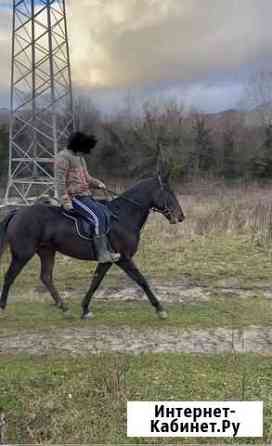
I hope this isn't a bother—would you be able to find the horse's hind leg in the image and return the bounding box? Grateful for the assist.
[81,262,112,319]
[0,254,32,311]
[116,258,168,319]
[37,248,68,312]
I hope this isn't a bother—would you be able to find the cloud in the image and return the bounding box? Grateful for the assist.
[68,0,272,89]
[75,80,244,117]
[0,1,11,7]
[0,0,271,112]
[0,8,11,92]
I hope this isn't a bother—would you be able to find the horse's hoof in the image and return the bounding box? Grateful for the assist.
[61,304,69,312]
[81,311,94,320]
[158,310,168,320]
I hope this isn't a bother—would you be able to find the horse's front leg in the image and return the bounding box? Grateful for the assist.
[116,258,168,319]
[81,262,112,319]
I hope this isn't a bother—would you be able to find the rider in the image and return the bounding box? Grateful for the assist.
[55,131,120,263]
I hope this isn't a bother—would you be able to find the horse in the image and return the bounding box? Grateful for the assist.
[0,171,184,320]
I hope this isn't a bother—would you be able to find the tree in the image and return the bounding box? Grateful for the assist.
[221,128,237,178]
[250,123,272,178]
[191,116,216,174]
[244,71,272,126]
[73,94,101,132]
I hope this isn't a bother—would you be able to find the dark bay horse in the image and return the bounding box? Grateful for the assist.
[0,173,184,319]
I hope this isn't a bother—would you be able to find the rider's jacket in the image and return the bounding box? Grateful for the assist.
[55,148,101,207]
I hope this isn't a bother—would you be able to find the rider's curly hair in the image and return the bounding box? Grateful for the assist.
[67,131,97,154]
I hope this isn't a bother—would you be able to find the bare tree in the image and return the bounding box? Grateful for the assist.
[245,71,272,126]
[74,94,101,133]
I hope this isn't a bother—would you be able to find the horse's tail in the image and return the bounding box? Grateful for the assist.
[0,210,17,260]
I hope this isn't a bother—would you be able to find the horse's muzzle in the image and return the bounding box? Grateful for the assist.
[179,214,185,223]
[169,213,185,224]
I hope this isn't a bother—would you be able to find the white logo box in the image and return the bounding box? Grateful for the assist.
[127,401,263,437]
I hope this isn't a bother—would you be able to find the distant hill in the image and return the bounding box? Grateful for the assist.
[204,108,245,130]
[243,102,272,127]
[186,105,270,128]
[0,103,269,129]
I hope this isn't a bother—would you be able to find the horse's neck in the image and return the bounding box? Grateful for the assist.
[112,180,154,231]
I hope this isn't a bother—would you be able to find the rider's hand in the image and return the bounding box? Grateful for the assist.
[63,201,73,211]
[97,181,106,190]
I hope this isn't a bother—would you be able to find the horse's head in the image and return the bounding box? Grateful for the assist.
[151,171,185,224]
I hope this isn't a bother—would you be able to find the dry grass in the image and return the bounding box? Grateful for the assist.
[173,180,272,241]
[93,177,272,241]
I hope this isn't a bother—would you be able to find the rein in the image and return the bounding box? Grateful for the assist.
[105,188,143,209]
[105,180,171,218]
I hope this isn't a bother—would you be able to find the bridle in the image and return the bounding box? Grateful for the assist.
[105,176,173,219]
[153,175,172,219]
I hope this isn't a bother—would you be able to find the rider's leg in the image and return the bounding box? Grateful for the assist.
[72,197,99,232]
[72,197,120,263]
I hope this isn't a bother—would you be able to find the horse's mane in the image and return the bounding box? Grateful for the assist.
[111,177,155,201]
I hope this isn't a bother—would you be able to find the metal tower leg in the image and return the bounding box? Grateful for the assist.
[4,0,74,206]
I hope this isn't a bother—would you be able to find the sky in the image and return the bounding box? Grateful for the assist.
[0,0,272,114]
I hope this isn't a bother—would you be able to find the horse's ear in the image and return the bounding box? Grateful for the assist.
[157,163,170,185]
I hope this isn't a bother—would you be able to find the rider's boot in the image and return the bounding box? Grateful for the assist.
[94,234,120,263]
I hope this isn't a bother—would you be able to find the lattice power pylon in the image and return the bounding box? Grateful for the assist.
[4,0,74,205]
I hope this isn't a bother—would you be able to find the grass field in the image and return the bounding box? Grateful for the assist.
[1,353,272,444]
[1,297,272,335]
[1,181,272,443]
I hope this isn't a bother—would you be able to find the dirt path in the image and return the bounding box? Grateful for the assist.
[2,279,272,355]
[1,325,272,355]
[11,277,272,305]
[92,281,272,303]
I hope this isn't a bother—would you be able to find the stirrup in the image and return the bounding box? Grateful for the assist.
[94,235,121,263]
[98,251,120,263]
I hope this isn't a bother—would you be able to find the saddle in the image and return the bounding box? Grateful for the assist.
[62,202,117,240]
[38,196,116,240]
[63,211,96,240]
